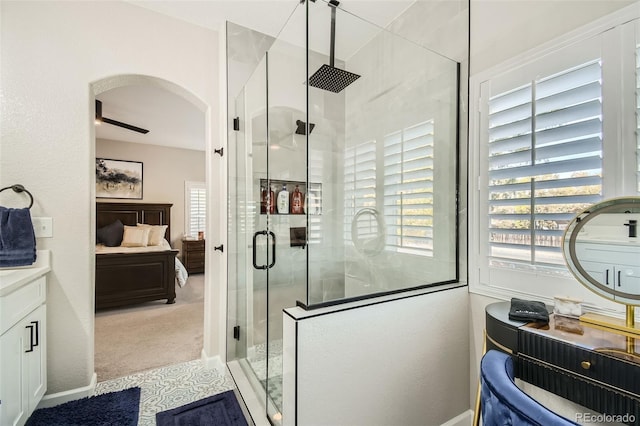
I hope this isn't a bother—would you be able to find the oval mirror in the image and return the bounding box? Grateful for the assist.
[562,196,640,305]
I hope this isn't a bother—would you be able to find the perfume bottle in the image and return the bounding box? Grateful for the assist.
[277,184,289,214]
[290,185,304,214]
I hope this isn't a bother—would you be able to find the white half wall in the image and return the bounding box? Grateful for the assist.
[283,285,470,426]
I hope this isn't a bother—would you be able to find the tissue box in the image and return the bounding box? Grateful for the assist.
[553,296,582,318]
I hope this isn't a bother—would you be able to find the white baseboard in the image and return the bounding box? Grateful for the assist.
[201,349,225,374]
[37,372,97,409]
[441,409,473,426]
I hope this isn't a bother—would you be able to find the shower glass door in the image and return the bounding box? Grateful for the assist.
[227,12,308,419]
[227,54,274,419]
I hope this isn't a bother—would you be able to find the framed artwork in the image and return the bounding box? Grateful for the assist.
[96,158,143,199]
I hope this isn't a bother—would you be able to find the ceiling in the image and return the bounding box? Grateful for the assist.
[95,0,415,151]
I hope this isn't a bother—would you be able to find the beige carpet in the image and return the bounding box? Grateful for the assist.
[95,274,204,382]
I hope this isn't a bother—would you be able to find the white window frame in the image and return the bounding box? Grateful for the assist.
[469,5,639,309]
[184,180,206,239]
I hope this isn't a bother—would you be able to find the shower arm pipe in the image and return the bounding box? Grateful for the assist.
[329,0,339,67]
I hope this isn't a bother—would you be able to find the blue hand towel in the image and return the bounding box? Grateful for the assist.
[0,206,37,267]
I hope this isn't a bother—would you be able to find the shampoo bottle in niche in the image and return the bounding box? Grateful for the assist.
[277,184,289,214]
[291,185,304,214]
[260,184,267,214]
[266,185,275,214]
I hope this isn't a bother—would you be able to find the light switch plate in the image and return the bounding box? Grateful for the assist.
[32,217,53,238]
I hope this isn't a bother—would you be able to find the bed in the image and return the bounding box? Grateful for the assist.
[95,202,181,310]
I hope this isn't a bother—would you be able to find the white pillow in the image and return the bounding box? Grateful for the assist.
[137,223,168,246]
[121,225,150,247]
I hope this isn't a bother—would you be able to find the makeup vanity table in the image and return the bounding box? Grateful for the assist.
[481,196,640,423]
[486,301,640,423]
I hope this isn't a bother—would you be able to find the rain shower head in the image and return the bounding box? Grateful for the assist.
[295,119,315,135]
[309,65,360,93]
[308,0,360,93]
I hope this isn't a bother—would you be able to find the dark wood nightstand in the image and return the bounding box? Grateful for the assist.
[182,239,205,274]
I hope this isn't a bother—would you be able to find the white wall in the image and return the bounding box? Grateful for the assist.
[467,0,638,410]
[0,1,219,395]
[96,139,206,251]
[283,285,470,426]
[470,0,637,75]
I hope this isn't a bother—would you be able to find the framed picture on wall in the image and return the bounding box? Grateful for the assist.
[96,158,143,199]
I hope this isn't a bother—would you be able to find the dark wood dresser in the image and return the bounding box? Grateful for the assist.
[182,239,205,274]
[486,302,640,424]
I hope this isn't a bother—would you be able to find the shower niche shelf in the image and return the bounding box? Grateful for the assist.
[260,178,322,215]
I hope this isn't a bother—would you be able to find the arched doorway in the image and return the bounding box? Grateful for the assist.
[91,74,210,381]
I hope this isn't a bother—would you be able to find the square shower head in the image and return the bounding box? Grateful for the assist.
[308,64,361,93]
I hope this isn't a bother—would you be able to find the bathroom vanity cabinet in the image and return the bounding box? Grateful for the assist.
[575,240,640,295]
[0,252,50,426]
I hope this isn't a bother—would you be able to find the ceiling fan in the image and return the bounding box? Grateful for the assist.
[95,99,149,134]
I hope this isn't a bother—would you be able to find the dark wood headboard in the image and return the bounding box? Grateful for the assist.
[96,202,172,241]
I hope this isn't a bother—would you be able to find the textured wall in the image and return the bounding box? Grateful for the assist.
[1,1,218,394]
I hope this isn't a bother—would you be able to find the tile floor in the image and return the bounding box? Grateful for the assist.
[94,359,236,426]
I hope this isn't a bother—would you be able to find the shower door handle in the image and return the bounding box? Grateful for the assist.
[267,231,276,269]
[252,230,268,270]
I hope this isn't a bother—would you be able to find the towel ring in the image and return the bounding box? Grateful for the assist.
[0,184,34,209]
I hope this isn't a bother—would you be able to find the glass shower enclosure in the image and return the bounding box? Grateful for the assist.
[227,1,460,423]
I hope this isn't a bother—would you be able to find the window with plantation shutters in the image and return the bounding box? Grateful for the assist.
[383,121,434,256]
[344,141,377,243]
[471,8,640,303]
[185,181,206,239]
[487,61,603,267]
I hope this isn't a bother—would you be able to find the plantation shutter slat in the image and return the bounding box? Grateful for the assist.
[489,155,602,180]
[487,59,603,266]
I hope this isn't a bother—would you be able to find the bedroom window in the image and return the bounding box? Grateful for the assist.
[185,181,206,239]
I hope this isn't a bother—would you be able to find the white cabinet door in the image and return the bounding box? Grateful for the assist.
[25,305,46,412]
[0,304,46,426]
[0,320,29,426]
[577,260,615,288]
[615,265,640,296]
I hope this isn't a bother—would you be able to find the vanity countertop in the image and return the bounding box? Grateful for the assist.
[0,250,51,296]
[576,236,640,246]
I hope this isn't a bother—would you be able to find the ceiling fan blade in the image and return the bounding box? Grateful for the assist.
[95,99,149,134]
[101,117,149,134]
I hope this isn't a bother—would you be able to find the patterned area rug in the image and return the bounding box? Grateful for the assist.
[26,387,140,426]
[156,390,248,426]
[95,359,235,426]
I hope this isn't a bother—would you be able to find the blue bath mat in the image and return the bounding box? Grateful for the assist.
[26,387,140,426]
[156,390,248,426]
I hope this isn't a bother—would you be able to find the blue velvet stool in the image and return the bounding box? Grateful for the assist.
[480,350,579,426]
